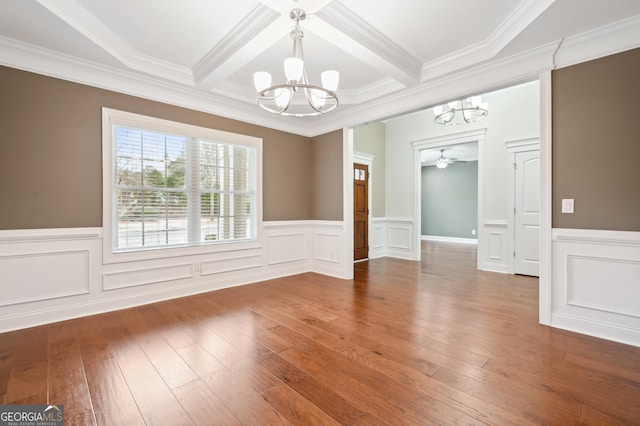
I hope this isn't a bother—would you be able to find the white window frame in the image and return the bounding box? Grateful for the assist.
[102,108,263,264]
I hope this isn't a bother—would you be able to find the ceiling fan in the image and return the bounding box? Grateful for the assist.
[435,149,461,169]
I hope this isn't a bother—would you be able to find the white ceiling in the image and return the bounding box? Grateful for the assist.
[1,0,639,136]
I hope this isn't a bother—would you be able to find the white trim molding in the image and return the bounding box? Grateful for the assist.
[551,228,640,347]
[421,235,478,245]
[554,15,640,69]
[538,70,553,326]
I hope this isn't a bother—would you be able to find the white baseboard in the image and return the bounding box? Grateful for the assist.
[421,235,478,245]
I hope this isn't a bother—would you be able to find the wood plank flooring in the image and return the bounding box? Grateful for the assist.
[1,241,639,425]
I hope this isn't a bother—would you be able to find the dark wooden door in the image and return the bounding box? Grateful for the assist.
[354,163,369,260]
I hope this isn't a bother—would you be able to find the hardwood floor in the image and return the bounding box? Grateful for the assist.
[1,241,639,425]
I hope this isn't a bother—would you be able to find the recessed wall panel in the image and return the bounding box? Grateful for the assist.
[0,250,89,306]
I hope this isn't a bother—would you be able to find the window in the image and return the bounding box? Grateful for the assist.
[103,108,262,262]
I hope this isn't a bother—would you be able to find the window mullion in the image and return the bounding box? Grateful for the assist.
[187,137,200,243]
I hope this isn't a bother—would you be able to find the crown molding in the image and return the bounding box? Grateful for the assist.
[348,77,406,104]
[421,0,556,82]
[36,0,194,86]
[0,36,313,136]
[554,14,640,69]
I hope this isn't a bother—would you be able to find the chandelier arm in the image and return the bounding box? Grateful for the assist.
[302,87,324,113]
[434,103,488,125]
[257,83,338,117]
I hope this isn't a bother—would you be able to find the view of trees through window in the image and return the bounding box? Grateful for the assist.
[114,127,255,251]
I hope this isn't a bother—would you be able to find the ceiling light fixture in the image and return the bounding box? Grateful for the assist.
[433,96,488,125]
[253,9,339,117]
[436,150,448,169]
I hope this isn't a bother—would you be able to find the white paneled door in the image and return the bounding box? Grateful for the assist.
[514,150,540,276]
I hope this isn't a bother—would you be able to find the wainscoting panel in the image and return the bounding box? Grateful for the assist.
[0,249,90,306]
[0,222,349,332]
[566,255,640,317]
[386,218,416,260]
[312,221,349,278]
[314,232,340,263]
[265,231,309,265]
[201,253,263,276]
[479,220,509,273]
[370,218,387,259]
[103,262,194,291]
[552,228,640,346]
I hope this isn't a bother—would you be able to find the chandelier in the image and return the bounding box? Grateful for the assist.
[433,96,488,125]
[253,9,339,117]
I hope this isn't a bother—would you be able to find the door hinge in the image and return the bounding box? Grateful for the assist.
[513,250,516,257]
[513,163,517,170]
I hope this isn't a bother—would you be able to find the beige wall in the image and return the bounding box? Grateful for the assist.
[311,130,343,220]
[0,66,336,229]
[552,48,640,231]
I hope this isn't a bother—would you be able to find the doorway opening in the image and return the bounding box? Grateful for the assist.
[420,142,479,246]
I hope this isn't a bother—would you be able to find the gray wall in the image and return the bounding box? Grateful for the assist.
[421,161,478,239]
[0,65,344,229]
[553,47,640,231]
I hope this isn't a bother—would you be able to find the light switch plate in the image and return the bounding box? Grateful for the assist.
[561,198,574,214]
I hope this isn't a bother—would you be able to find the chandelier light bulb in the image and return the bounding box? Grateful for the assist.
[284,57,304,83]
[253,71,272,93]
[321,70,339,92]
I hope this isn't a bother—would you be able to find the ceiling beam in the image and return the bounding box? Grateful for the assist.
[313,2,422,87]
[254,0,335,16]
[192,4,283,91]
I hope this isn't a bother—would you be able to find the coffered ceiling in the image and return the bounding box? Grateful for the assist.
[1,0,639,136]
